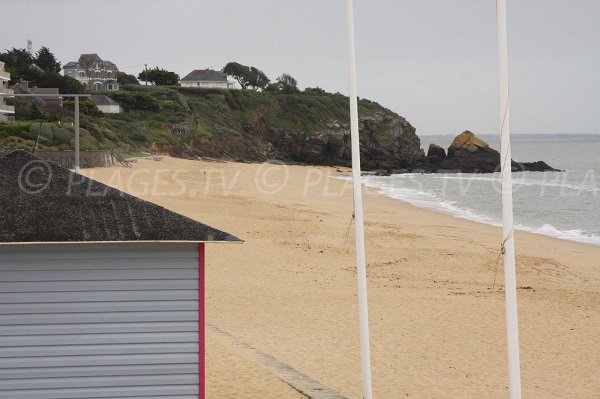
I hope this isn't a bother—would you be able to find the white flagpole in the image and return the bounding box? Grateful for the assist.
[496,1,522,398]
[345,1,373,398]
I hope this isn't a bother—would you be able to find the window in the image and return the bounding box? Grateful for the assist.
[96,72,100,78]
[78,71,85,78]
[107,84,112,90]
[107,71,112,79]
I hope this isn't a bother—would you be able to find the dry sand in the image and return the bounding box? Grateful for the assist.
[83,157,600,398]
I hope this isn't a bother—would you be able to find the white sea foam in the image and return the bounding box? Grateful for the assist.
[516,224,600,246]
[346,176,600,246]
[426,173,599,193]
[359,177,500,226]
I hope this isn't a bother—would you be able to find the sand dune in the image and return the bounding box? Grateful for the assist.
[83,157,600,398]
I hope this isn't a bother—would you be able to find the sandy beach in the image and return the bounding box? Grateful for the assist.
[82,157,600,398]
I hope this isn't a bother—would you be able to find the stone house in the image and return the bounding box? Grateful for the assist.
[63,54,120,92]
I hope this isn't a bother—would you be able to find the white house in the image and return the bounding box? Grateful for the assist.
[0,150,240,398]
[0,61,15,123]
[90,95,122,113]
[180,69,235,89]
[63,54,120,92]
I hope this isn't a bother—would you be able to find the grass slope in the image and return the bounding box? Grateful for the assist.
[0,85,397,155]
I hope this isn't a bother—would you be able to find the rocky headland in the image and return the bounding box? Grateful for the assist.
[421,130,559,174]
[1,86,559,174]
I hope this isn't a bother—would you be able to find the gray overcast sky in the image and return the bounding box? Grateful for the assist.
[3,0,599,135]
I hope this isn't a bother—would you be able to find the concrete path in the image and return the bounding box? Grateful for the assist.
[208,324,351,399]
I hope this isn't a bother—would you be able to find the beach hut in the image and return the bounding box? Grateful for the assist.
[0,150,240,398]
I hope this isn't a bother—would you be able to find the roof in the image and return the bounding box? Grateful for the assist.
[63,61,79,69]
[181,69,228,82]
[79,54,103,66]
[90,95,120,106]
[0,151,241,244]
[63,54,119,71]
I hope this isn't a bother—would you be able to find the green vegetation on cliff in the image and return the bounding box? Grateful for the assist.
[1,85,388,148]
[1,85,423,169]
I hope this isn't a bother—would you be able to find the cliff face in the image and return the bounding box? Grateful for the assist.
[186,112,425,169]
[264,112,424,169]
[175,90,425,170]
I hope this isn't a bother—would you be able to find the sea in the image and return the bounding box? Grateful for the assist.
[360,133,600,246]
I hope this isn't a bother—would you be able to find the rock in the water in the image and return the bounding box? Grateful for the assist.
[514,161,561,172]
[427,143,446,161]
[428,130,560,173]
[448,130,489,154]
[374,169,391,176]
[440,130,501,172]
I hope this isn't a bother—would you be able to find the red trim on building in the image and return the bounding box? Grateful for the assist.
[199,243,205,399]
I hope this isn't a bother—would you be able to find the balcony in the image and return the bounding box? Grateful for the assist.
[0,87,14,95]
[0,103,15,114]
[0,70,10,80]
[0,114,15,123]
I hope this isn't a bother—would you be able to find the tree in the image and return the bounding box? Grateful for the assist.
[63,98,102,117]
[117,71,140,85]
[110,91,160,112]
[0,46,84,94]
[303,86,327,95]
[265,73,300,94]
[222,62,269,90]
[34,74,84,94]
[34,46,61,74]
[137,67,179,86]
[223,62,251,89]
[277,73,299,94]
[0,48,36,83]
[249,66,269,90]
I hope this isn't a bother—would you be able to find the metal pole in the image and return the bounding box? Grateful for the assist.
[74,96,80,173]
[346,1,373,398]
[496,1,522,398]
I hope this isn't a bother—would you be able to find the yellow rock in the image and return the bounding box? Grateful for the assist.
[450,130,489,153]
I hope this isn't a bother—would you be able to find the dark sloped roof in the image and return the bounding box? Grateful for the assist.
[78,53,103,66]
[181,69,227,82]
[90,95,120,106]
[0,151,240,244]
[63,61,80,69]
[103,60,118,70]
[64,54,119,71]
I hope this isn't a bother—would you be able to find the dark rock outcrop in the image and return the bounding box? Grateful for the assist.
[439,131,501,172]
[426,130,559,173]
[190,111,426,171]
[427,144,446,162]
[513,161,560,172]
[268,113,425,170]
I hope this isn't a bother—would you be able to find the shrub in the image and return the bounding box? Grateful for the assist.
[110,91,160,112]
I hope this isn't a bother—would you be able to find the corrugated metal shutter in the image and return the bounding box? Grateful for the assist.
[0,243,200,398]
